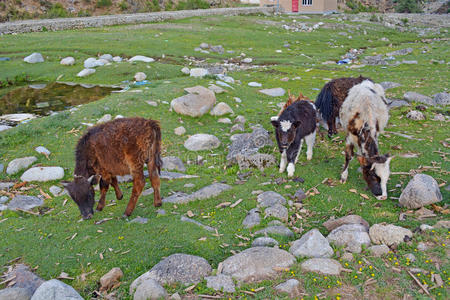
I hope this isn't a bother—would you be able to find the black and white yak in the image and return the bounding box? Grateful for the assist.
[271,93,317,177]
[315,76,372,138]
[339,80,392,200]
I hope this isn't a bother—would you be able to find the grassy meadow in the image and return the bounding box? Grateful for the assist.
[0,13,449,299]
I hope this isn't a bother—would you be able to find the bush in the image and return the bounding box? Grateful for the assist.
[345,0,377,13]
[395,0,422,13]
[119,0,128,11]
[77,9,92,17]
[42,3,69,18]
[96,0,112,8]
[147,0,161,12]
[176,0,210,10]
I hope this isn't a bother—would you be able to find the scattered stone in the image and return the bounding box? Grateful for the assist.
[210,102,234,116]
[433,92,449,106]
[100,267,123,292]
[112,56,122,62]
[290,229,333,258]
[130,254,212,293]
[156,209,166,216]
[97,114,112,123]
[0,182,14,190]
[6,156,37,175]
[208,84,226,94]
[129,55,154,63]
[35,146,50,156]
[248,82,262,87]
[221,247,295,283]
[49,186,63,197]
[387,48,413,56]
[226,126,272,164]
[1,113,35,123]
[181,67,190,75]
[218,118,232,124]
[30,279,83,300]
[205,274,235,293]
[162,156,186,172]
[434,220,450,229]
[210,45,224,54]
[252,237,279,247]
[99,54,113,62]
[380,81,401,90]
[341,252,354,261]
[180,216,215,231]
[388,99,410,109]
[301,258,342,276]
[0,196,8,204]
[242,58,253,63]
[174,126,186,136]
[417,242,428,251]
[234,115,246,124]
[399,174,442,209]
[368,245,390,257]
[162,183,231,204]
[275,279,300,297]
[133,278,167,300]
[130,217,149,224]
[146,100,158,107]
[170,292,181,300]
[257,191,287,208]
[404,92,434,106]
[264,204,288,222]
[8,195,43,211]
[327,224,371,253]
[230,123,244,133]
[0,125,12,132]
[0,164,3,173]
[406,110,425,120]
[236,153,276,171]
[0,287,32,300]
[402,60,418,64]
[199,42,209,49]
[190,68,208,77]
[259,88,286,97]
[254,225,294,237]
[134,72,147,81]
[184,134,220,151]
[60,57,75,65]
[369,224,413,246]
[242,208,261,228]
[20,167,64,182]
[171,86,216,117]
[83,57,100,68]
[3,264,44,296]
[323,215,370,232]
[362,55,387,65]
[433,113,446,121]
[404,253,416,262]
[420,224,433,231]
[76,68,95,77]
[24,53,44,63]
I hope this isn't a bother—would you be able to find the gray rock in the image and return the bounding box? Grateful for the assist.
[218,118,232,124]
[156,209,166,216]
[402,60,418,64]
[134,72,147,82]
[163,183,231,204]
[254,225,294,238]
[24,53,44,63]
[404,253,416,262]
[99,54,113,62]
[380,81,401,90]
[205,274,235,293]
[369,224,413,246]
[252,237,279,247]
[290,228,333,258]
[8,195,43,211]
[76,68,95,77]
[35,146,50,156]
[341,252,353,261]
[362,55,387,65]
[210,102,234,116]
[387,48,413,56]
[323,215,370,232]
[257,191,287,208]
[0,196,8,204]
[264,204,288,222]
[199,42,209,49]
[184,134,220,151]
[242,57,253,63]
[226,126,272,164]
[0,125,12,132]
[4,264,44,296]
[210,45,224,54]
[259,88,286,97]
[367,245,390,257]
[0,113,35,123]
[133,278,167,300]
[130,217,149,224]
[171,86,216,117]
[97,114,112,123]
[294,188,306,202]
[180,216,215,231]
[117,171,198,183]
[301,258,342,275]
[189,68,208,77]
[170,293,181,300]
[275,279,301,297]
[174,126,186,136]
[404,92,434,106]
[420,224,433,231]
[0,182,14,190]
[162,156,186,172]
[31,279,82,300]
[0,204,7,211]
[130,254,212,293]
[236,153,276,171]
[60,57,75,65]
[230,123,244,133]
[20,167,64,182]
[234,115,246,124]
[399,174,442,209]
[129,55,154,63]
[112,56,122,62]
[6,156,37,175]
[181,67,190,75]
[248,82,262,87]
[0,287,32,300]
[221,247,295,283]
[49,186,62,197]
[208,84,226,94]
[388,99,410,109]
[406,110,425,120]
[417,242,428,251]
[242,208,261,228]
[433,92,450,106]
[327,224,371,253]
[433,113,446,121]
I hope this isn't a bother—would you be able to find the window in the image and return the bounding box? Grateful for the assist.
[302,0,313,5]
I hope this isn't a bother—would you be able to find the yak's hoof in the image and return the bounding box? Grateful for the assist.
[154,202,162,207]
[122,213,131,219]
[117,193,123,200]
[96,206,104,212]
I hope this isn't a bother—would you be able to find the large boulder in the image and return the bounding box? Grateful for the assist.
[289,229,333,258]
[3,264,44,296]
[242,208,261,228]
[30,279,83,300]
[221,247,295,283]
[20,167,64,182]
[369,224,413,247]
[0,287,32,300]
[404,92,434,106]
[6,157,37,175]
[323,215,370,232]
[226,126,273,164]
[399,174,442,209]
[171,86,216,117]
[327,224,371,253]
[184,134,220,151]
[8,195,43,211]
[301,258,342,276]
[257,191,286,208]
[130,254,211,294]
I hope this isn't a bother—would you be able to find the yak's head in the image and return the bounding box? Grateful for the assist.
[357,154,393,200]
[62,175,97,219]
[271,116,300,152]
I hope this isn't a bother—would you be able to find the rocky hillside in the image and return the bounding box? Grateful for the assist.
[340,0,449,13]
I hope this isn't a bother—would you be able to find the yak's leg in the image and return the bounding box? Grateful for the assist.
[279,150,287,173]
[147,162,162,207]
[286,137,302,177]
[124,169,145,217]
[327,117,334,138]
[340,138,354,183]
[96,177,110,211]
[294,140,303,164]
[110,176,123,200]
[304,130,316,161]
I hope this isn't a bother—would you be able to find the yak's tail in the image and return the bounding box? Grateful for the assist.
[315,83,334,122]
[152,122,163,175]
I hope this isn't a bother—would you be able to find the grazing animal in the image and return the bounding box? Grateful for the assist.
[63,117,162,219]
[271,93,317,177]
[315,76,372,138]
[339,80,392,200]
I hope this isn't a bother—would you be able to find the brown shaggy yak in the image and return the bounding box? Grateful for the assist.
[315,76,372,137]
[63,117,162,219]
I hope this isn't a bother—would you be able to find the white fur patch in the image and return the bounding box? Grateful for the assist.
[280,120,292,132]
[271,116,279,121]
[287,163,295,177]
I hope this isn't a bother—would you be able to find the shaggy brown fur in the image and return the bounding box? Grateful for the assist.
[64,117,162,219]
[279,91,311,116]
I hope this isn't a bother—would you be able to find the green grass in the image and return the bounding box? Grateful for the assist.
[0,14,449,299]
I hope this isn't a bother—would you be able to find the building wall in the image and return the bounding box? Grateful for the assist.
[260,0,337,13]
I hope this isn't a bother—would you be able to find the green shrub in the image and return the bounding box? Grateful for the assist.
[96,0,112,8]
[176,0,210,10]
[43,3,69,18]
[345,0,377,13]
[119,0,128,11]
[77,9,92,17]
[165,0,175,10]
[395,0,422,13]
[147,0,161,12]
